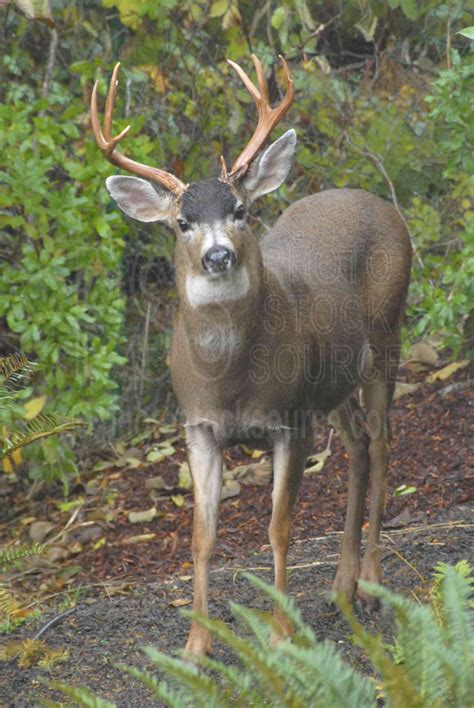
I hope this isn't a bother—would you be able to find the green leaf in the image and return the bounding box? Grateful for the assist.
[457,27,474,40]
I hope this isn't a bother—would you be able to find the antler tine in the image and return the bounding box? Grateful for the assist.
[252,54,269,105]
[225,54,295,179]
[103,62,121,142]
[90,63,187,196]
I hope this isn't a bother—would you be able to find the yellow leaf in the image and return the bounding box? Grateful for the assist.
[171,494,184,507]
[426,360,469,383]
[2,457,14,474]
[251,449,264,459]
[12,448,22,466]
[120,533,156,545]
[23,396,47,420]
[138,65,167,93]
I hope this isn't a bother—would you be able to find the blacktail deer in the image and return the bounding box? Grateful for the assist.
[91,56,411,655]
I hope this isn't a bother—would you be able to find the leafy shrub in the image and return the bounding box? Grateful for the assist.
[48,563,474,707]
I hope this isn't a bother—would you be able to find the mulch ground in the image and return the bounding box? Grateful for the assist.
[0,360,472,705]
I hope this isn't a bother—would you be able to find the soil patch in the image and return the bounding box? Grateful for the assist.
[1,507,473,706]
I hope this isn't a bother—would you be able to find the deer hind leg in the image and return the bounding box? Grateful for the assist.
[357,372,395,606]
[184,424,223,656]
[331,396,370,600]
[269,430,313,640]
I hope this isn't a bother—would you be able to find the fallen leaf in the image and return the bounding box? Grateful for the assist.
[384,508,412,528]
[394,484,417,497]
[145,475,167,491]
[128,507,157,524]
[170,598,192,608]
[2,457,14,474]
[159,446,176,457]
[171,494,184,507]
[426,360,469,383]
[126,457,142,468]
[159,424,178,435]
[120,533,157,545]
[221,479,241,500]
[29,520,55,544]
[393,382,419,400]
[408,342,439,367]
[178,463,192,490]
[305,429,334,476]
[229,459,272,484]
[146,450,165,464]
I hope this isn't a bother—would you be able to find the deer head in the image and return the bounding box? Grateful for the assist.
[91,57,295,287]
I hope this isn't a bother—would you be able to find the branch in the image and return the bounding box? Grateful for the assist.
[344,132,429,277]
[41,27,58,99]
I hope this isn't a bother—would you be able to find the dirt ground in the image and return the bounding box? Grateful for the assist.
[1,507,473,706]
[0,361,473,705]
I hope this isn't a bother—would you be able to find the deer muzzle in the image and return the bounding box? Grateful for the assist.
[201,246,236,275]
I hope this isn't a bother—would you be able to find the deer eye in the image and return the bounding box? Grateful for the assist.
[233,204,245,221]
[177,218,189,233]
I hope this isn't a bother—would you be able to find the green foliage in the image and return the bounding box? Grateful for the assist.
[0,543,45,566]
[40,682,115,708]
[348,566,474,707]
[49,565,474,707]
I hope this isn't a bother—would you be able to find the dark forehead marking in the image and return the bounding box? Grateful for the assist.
[180,178,237,224]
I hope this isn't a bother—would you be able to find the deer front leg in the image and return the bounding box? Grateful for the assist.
[184,424,223,656]
[269,431,313,640]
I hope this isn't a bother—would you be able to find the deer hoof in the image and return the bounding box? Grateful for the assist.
[356,563,382,611]
[332,570,358,601]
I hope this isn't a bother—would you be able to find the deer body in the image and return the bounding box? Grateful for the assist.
[92,59,411,656]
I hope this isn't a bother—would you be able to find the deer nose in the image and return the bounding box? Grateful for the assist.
[202,246,236,273]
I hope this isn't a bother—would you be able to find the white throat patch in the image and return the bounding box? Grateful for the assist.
[185,267,250,308]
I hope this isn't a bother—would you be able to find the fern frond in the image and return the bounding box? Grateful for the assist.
[437,566,474,704]
[0,413,84,457]
[116,664,180,706]
[43,681,116,707]
[193,652,263,707]
[0,355,34,384]
[243,572,317,645]
[0,585,17,620]
[185,609,299,704]
[142,646,220,704]
[0,543,44,566]
[338,589,425,708]
[366,581,447,701]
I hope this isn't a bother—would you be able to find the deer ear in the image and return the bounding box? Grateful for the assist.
[240,129,296,203]
[106,176,175,223]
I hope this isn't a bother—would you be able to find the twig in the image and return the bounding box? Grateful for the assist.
[383,542,426,583]
[41,28,58,99]
[446,1,452,70]
[249,1,270,39]
[47,506,82,545]
[299,14,340,52]
[33,606,76,640]
[139,301,151,404]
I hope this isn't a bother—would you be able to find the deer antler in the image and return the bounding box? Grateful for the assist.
[91,63,187,196]
[222,54,295,181]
